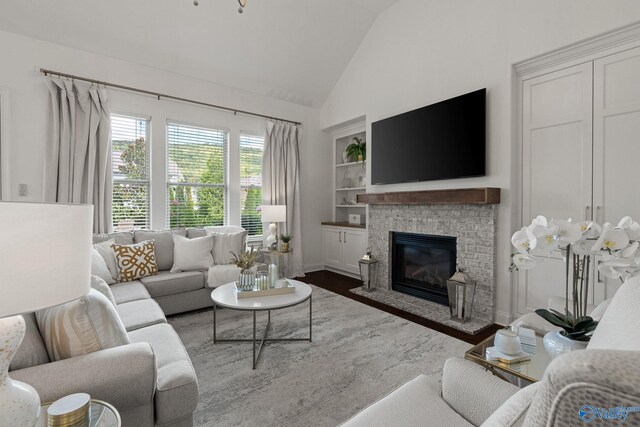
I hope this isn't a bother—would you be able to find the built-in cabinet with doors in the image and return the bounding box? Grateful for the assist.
[518,39,640,315]
[322,120,368,277]
[322,225,367,276]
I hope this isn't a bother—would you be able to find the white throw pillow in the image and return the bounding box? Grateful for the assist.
[36,288,130,361]
[90,275,117,307]
[208,231,246,265]
[171,234,214,272]
[93,239,118,281]
[91,248,115,284]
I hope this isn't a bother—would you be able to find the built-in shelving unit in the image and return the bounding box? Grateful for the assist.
[332,122,367,224]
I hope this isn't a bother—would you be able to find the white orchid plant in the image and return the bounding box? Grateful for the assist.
[510,215,640,341]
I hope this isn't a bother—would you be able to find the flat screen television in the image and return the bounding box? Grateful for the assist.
[371,88,486,185]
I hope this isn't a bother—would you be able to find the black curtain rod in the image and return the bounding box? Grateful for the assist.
[39,68,302,126]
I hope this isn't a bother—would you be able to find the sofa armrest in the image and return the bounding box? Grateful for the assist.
[10,343,156,415]
[442,358,520,426]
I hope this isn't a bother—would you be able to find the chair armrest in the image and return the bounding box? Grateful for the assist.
[442,358,520,426]
[10,343,156,414]
[524,349,640,427]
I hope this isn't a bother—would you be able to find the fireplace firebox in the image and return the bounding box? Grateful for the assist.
[391,232,456,306]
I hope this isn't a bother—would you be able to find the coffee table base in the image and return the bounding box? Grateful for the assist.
[213,296,312,369]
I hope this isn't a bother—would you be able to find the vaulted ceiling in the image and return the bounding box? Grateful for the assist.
[0,0,401,107]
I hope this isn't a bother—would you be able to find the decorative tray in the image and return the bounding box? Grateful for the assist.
[235,279,296,299]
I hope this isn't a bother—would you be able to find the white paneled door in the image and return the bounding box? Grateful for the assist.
[519,63,594,314]
[592,46,640,303]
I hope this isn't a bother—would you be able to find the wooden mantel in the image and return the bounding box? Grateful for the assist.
[356,187,500,205]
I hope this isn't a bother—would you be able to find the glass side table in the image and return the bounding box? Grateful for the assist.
[37,399,121,427]
[465,329,552,387]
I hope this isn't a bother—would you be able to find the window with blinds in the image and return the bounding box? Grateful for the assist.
[111,114,150,231]
[240,134,264,237]
[167,122,228,228]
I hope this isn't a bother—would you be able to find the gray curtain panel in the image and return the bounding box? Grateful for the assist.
[44,78,112,233]
[263,121,304,278]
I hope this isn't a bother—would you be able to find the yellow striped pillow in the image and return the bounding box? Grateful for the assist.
[36,289,130,361]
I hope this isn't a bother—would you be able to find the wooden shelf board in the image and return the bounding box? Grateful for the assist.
[336,204,367,208]
[336,187,366,191]
[336,161,366,168]
[356,188,500,205]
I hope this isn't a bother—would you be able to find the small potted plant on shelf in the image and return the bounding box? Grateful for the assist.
[345,137,366,162]
[279,234,293,253]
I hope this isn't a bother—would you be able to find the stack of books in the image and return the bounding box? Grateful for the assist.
[518,327,537,355]
[485,347,531,364]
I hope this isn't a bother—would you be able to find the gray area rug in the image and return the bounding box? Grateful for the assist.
[169,284,470,427]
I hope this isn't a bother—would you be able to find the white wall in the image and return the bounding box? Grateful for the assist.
[0,30,331,272]
[320,0,640,324]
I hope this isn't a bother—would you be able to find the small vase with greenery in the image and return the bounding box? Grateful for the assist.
[510,215,640,355]
[280,234,293,253]
[230,248,259,290]
[345,137,366,162]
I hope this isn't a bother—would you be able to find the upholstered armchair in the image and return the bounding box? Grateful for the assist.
[341,276,640,427]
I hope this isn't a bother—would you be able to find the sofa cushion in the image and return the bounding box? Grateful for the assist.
[588,276,640,351]
[134,229,187,271]
[117,299,167,332]
[110,281,151,304]
[112,241,159,282]
[90,275,117,307]
[10,312,50,371]
[186,228,207,239]
[171,234,214,273]
[93,239,118,282]
[36,289,130,361]
[93,231,135,245]
[140,271,205,298]
[482,383,542,427]
[91,247,115,284]
[128,323,199,425]
[339,374,472,427]
[208,231,247,265]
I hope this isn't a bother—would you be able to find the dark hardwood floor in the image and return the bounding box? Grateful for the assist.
[299,270,500,345]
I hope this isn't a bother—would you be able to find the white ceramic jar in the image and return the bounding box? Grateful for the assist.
[494,329,522,355]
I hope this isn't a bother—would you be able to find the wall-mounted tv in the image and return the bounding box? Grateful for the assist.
[371,88,486,185]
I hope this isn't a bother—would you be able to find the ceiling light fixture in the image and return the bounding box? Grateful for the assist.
[192,0,246,14]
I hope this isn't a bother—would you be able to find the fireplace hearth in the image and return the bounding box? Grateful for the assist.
[391,232,456,306]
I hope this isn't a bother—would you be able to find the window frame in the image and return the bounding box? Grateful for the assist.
[166,120,229,229]
[239,132,265,239]
[110,113,152,231]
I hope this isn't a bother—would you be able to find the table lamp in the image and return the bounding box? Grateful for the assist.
[0,202,93,427]
[261,205,286,250]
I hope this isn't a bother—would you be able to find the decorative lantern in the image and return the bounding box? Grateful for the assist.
[446,269,476,323]
[358,251,379,292]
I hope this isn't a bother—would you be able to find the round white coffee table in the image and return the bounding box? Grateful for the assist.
[211,279,312,369]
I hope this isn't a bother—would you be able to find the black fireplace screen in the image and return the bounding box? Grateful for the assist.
[391,232,456,306]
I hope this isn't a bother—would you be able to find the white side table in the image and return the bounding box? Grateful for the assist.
[211,279,312,369]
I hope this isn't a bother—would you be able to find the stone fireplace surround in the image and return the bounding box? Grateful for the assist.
[355,189,499,330]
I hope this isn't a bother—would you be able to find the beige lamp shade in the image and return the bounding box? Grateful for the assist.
[261,205,286,223]
[0,202,93,317]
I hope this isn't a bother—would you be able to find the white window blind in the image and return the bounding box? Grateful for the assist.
[167,122,228,228]
[111,114,150,231]
[240,134,264,237]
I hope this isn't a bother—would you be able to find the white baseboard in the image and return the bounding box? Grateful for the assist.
[494,310,512,326]
[303,263,324,273]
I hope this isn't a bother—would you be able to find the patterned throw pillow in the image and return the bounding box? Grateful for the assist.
[36,289,130,361]
[112,240,158,282]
